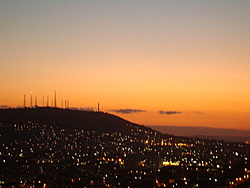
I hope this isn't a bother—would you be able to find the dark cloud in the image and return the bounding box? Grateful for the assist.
[159,110,182,115]
[191,111,204,114]
[159,110,204,115]
[110,109,146,114]
[0,105,10,109]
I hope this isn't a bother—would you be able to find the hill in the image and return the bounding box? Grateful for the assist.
[1,108,250,187]
[150,125,250,142]
[0,107,147,133]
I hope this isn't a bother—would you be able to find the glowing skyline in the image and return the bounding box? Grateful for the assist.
[0,1,249,129]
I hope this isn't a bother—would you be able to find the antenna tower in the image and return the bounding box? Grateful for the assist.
[35,96,37,107]
[54,90,57,108]
[30,92,33,108]
[24,95,26,108]
[47,95,49,107]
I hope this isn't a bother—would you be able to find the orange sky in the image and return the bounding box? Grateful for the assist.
[0,1,249,129]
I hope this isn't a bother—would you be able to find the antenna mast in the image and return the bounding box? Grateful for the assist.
[24,95,26,108]
[30,92,33,108]
[35,96,37,107]
[47,95,49,107]
[54,90,57,108]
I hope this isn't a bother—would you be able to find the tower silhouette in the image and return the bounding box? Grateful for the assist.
[23,95,26,108]
[54,90,57,108]
[30,92,33,108]
[46,95,49,107]
[35,96,37,107]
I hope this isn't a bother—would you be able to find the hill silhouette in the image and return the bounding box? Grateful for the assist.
[0,107,148,133]
[150,125,250,142]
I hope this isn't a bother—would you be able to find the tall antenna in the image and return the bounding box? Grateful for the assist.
[47,95,49,107]
[54,90,57,108]
[35,96,37,107]
[30,92,33,108]
[98,102,100,112]
[23,95,26,108]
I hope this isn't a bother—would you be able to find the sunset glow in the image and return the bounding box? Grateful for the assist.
[0,1,249,129]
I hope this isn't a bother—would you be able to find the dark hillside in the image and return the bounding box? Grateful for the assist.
[1,108,250,187]
[0,107,146,133]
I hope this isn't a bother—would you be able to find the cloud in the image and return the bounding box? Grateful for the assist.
[110,109,146,114]
[159,110,204,115]
[159,110,182,115]
[0,105,10,109]
[191,110,204,114]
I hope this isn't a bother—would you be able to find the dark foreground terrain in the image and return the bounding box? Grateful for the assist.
[1,108,250,187]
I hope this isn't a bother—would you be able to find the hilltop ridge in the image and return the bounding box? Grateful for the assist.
[0,107,150,133]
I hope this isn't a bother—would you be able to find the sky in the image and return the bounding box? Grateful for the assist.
[0,0,250,129]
